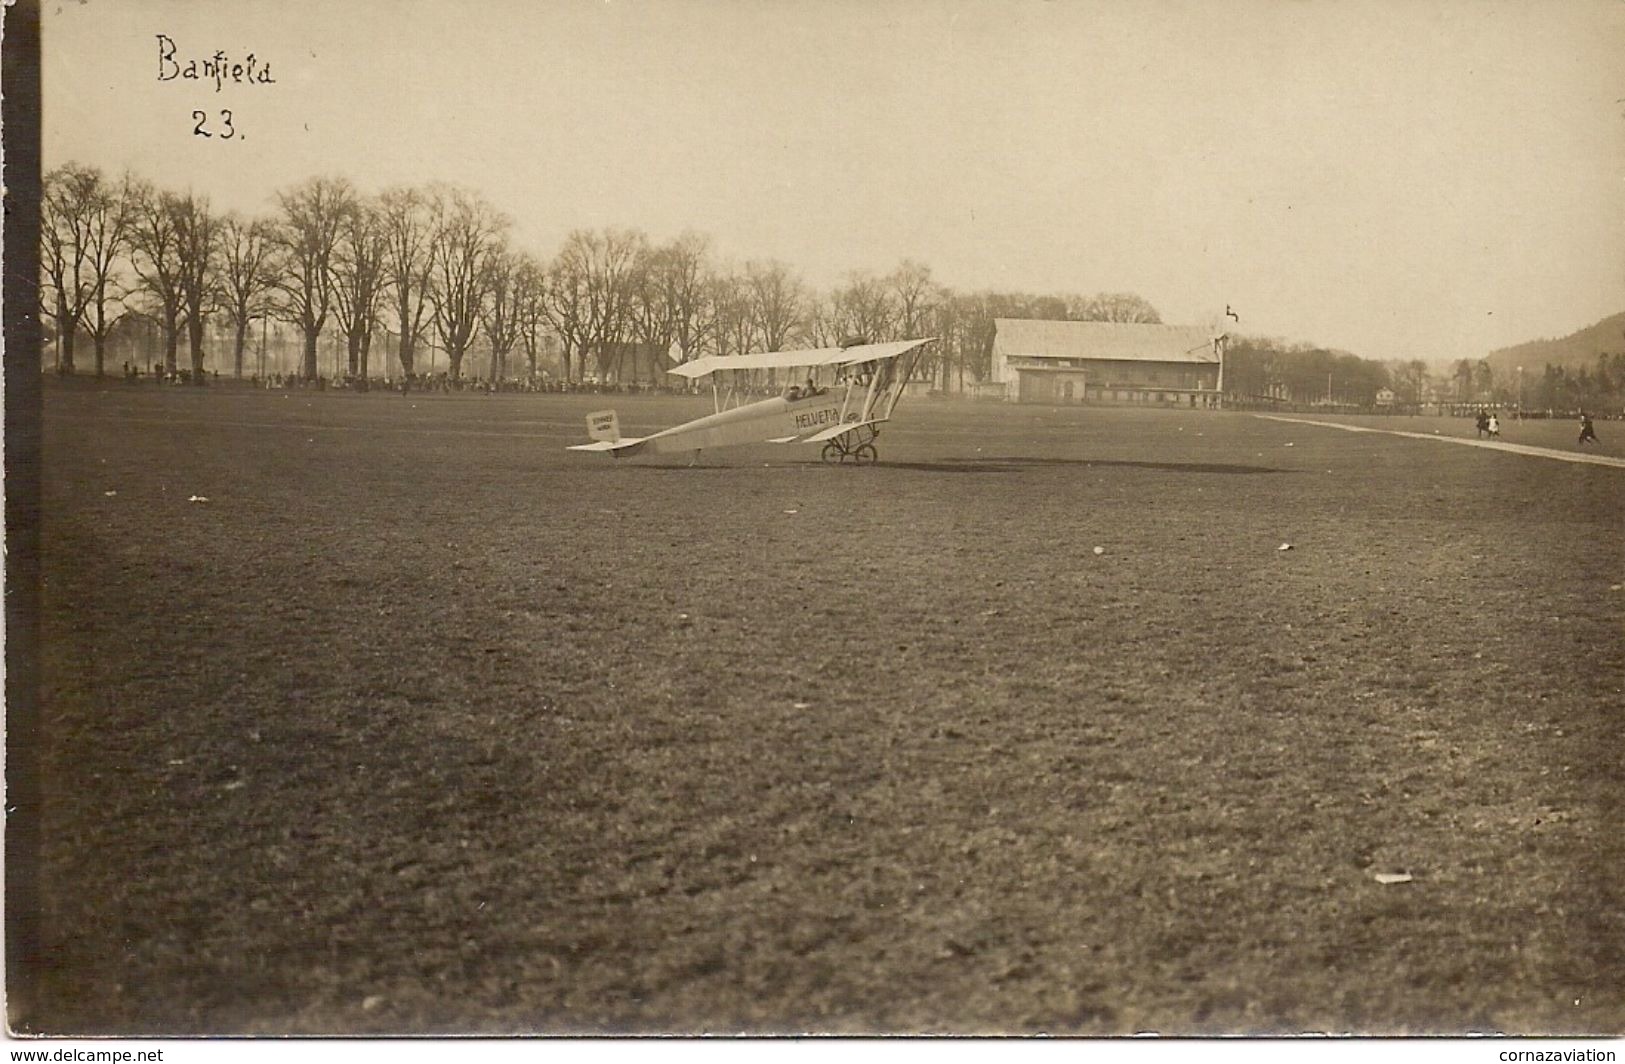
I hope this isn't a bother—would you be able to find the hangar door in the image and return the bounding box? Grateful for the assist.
[1017,371,1051,403]
[1017,371,1086,403]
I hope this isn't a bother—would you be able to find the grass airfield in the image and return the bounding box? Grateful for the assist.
[23,382,1625,1034]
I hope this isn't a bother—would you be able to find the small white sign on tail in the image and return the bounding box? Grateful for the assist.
[587,409,621,443]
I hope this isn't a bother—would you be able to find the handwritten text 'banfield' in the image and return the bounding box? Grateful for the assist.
[156,34,277,92]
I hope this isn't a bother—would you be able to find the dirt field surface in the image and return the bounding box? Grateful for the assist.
[19,382,1625,1035]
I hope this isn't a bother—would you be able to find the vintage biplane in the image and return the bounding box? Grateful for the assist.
[567,337,935,464]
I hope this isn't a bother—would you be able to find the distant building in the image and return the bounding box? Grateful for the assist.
[1375,387,1397,407]
[990,319,1223,405]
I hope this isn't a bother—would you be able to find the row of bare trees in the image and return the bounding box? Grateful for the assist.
[42,161,1165,385]
[1223,336,1399,405]
[41,166,536,383]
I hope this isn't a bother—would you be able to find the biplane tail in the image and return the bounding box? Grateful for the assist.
[566,409,648,455]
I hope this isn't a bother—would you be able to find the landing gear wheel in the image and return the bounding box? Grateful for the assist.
[821,441,845,465]
[853,443,878,465]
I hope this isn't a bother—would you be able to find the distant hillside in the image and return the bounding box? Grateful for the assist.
[1486,312,1625,376]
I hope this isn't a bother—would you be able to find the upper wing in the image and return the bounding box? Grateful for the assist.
[667,338,934,380]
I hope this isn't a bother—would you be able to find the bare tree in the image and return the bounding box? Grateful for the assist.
[80,173,137,377]
[632,232,713,362]
[378,186,436,377]
[270,176,355,380]
[427,185,506,380]
[1391,358,1431,404]
[889,259,943,382]
[803,289,841,348]
[41,164,131,375]
[1451,357,1474,401]
[947,290,1018,385]
[931,292,971,393]
[747,259,806,353]
[544,228,647,381]
[889,260,939,335]
[218,213,276,378]
[1069,291,1162,324]
[829,271,896,345]
[662,233,713,361]
[708,270,755,358]
[480,242,522,382]
[332,196,388,381]
[542,244,590,383]
[629,243,672,357]
[512,255,549,381]
[127,181,187,376]
[42,166,92,372]
[171,192,221,382]
[578,228,647,380]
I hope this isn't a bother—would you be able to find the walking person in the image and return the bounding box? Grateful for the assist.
[1578,411,1598,446]
[1487,413,1500,439]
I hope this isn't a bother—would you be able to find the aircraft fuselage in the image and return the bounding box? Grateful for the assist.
[633,391,856,455]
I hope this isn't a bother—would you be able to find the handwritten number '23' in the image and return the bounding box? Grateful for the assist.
[192,110,236,139]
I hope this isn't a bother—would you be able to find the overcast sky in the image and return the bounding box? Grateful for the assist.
[42,0,1625,363]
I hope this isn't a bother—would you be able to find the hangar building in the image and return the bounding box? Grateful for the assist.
[991,319,1224,405]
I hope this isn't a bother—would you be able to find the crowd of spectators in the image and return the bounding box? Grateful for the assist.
[118,361,707,396]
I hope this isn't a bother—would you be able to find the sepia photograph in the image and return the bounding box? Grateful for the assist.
[5,0,1623,1044]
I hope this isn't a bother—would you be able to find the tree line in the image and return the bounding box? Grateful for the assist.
[1519,354,1625,412]
[1445,352,1625,412]
[41,162,1173,388]
[46,162,1620,409]
[1223,337,1402,406]
[1225,342,1625,413]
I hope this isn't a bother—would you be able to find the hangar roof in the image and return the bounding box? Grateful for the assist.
[994,319,1221,364]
